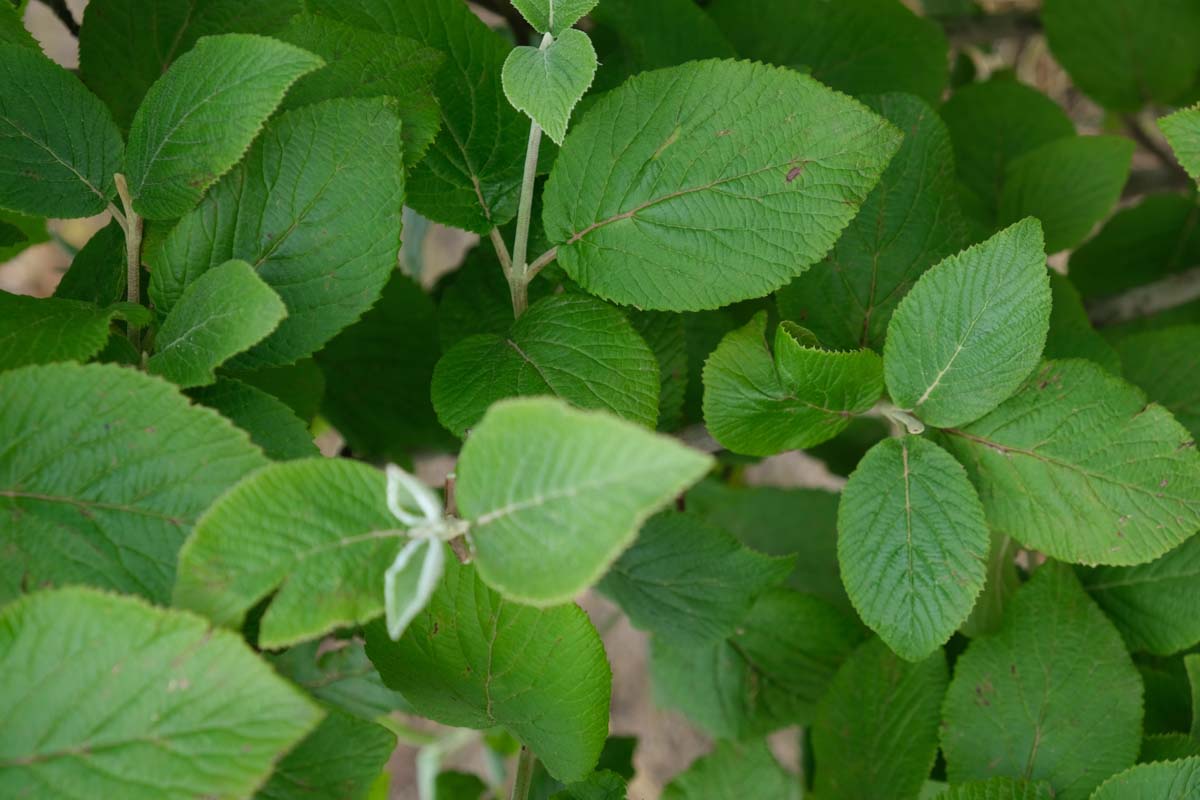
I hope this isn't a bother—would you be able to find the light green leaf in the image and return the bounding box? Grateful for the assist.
[703,313,885,456]
[839,436,988,661]
[256,710,395,800]
[1043,0,1200,112]
[432,294,661,438]
[149,98,405,367]
[1043,272,1121,375]
[1161,106,1200,182]
[542,59,901,311]
[0,587,323,800]
[708,0,948,103]
[777,92,967,351]
[511,0,598,35]
[1091,757,1200,799]
[364,554,611,782]
[147,260,286,388]
[813,638,948,800]
[503,29,596,145]
[383,535,444,641]
[652,589,864,738]
[456,397,711,605]
[0,44,124,218]
[0,2,36,49]
[884,218,1051,428]
[124,33,323,219]
[998,136,1133,253]
[174,458,402,649]
[1081,535,1200,656]
[0,363,266,603]
[661,740,797,800]
[55,219,126,307]
[0,292,147,372]
[269,640,409,722]
[599,511,794,645]
[941,564,1143,799]
[941,359,1200,565]
[189,378,319,461]
[939,779,1054,800]
[1116,325,1200,437]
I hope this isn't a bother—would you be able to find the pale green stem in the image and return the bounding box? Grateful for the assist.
[510,746,538,800]
[113,173,144,351]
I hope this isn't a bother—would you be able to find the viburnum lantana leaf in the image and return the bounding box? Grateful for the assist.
[431,294,661,438]
[941,359,1200,565]
[124,34,323,219]
[812,638,948,800]
[511,0,598,35]
[1160,105,1200,181]
[54,219,125,307]
[147,260,286,389]
[940,779,1055,800]
[364,554,611,782]
[1091,758,1200,799]
[189,378,318,462]
[839,436,989,661]
[1115,325,1200,437]
[703,314,884,456]
[942,564,1143,799]
[0,587,323,800]
[268,640,407,722]
[959,531,1021,639]
[0,2,36,49]
[256,709,395,800]
[542,59,901,311]
[0,363,267,604]
[628,310,688,432]
[0,44,124,218]
[661,740,797,800]
[502,28,597,145]
[0,292,148,372]
[455,397,712,605]
[884,218,1051,428]
[1043,272,1121,374]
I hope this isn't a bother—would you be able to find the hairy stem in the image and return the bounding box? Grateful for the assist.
[113,174,144,350]
[510,747,538,800]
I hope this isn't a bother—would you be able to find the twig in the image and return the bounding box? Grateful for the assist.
[443,473,470,564]
[489,228,513,277]
[37,0,80,37]
[526,246,558,280]
[510,747,538,800]
[113,174,144,351]
[1088,264,1200,326]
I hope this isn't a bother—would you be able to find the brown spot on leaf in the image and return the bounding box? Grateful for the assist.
[786,165,805,183]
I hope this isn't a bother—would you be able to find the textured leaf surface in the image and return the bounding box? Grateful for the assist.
[777,93,966,350]
[661,740,796,800]
[0,292,145,372]
[942,360,1200,565]
[703,314,884,456]
[124,34,323,219]
[1116,325,1200,437]
[433,294,660,438]
[502,29,596,145]
[939,779,1055,800]
[189,379,318,462]
[960,531,1021,640]
[629,310,687,431]
[941,565,1143,799]
[1043,272,1121,374]
[542,59,901,311]
[55,219,126,307]
[174,458,400,649]
[0,2,35,48]
[148,260,286,388]
[0,363,266,603]
[511,0,597,35]
[839,436,988,660]
[1090,758,1200,799]
[599,511,793,645]
[884,219,1050,428]
[0,587,322,800]
[269,640,408,722]
[256,710,394,800]
[1161,107,1200,182]
[149,98,404,367]
[365,554,610,782]
[813,638,948,800]
[0,44,123,217]
[456,398,711,604]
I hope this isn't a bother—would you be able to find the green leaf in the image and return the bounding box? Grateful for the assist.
[813,638,948,800]
[1140,733,1200,763]
[0,44,124,218]
[149,98,405,367]
[0,210,46,262]
[1190,654,1200,739]
[306,0,525,233]
[364,554,611,782]
[1161,106,1200,181]
[599,511,794,645]
[0,587,323,800]
[382,534,444,641]
[703,314,885,456]
[235,358,326,423]
[269,640,408,721]
[0,292,147,372]
[54,219,126,306]
[503,29,596,146]
[511,0,598,35]
[1115,325,1200,437]
[275,13,443,165]
[0,1,36,49]
[998,136,1133,253]
[147,260,286,388]
[542,59,901,311]
[777,92,967,351]
[174,458,401,649]
[550,771,627,800]
[839,436,988,660]
[939,779,1055,800]
[661,740,796,800]
[1080,535,1200,656]
[256,709,394,800]
[941,360,1200,565]
[456,397,711,605]
[708,0,948,103]
[959,531,1021,639]
[941,564,1143,799]
[652,589,864,738]
[1043,272,1121,375]
[629,310,687,431]
[1043,0,1200,111]
[189,378,319,461]
[0,363,266,603]
[432,294,661,438]
[78,0,301,129]
[436,244,550,350]
[884,218,1051,428]
[124,33,323,219]
[1090,758,1200,799]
